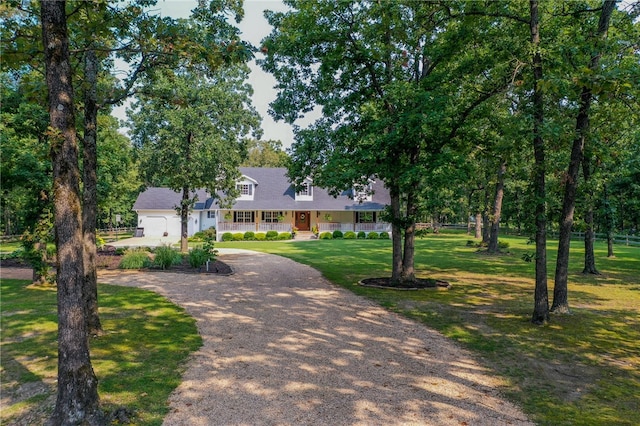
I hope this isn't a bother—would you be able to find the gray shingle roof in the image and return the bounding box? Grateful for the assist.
[133,168,390,211]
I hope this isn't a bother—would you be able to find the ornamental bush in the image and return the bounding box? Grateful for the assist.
[332,230,344,239]
[221,232,233,242]
[319,232,333,239]
[367,232,379,239]
[255,232,266,241]
[232,233,244,241]
[344,231,356,239]
[119,248,151,269]
[379,231,390,239]
[188,247,209,268]
[266,230,279,240]
[357,231,366,239]
[278,232,292,240]
[244,231,255,240]
[154,245,181,270]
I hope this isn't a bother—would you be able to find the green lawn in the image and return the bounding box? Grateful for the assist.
[0,280,202,425]
[218,234,640,426]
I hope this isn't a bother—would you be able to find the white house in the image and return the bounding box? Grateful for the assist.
[133,167,392,240]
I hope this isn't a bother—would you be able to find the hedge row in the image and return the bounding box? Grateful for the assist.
[221,231,293,241]
[319,231,390,240]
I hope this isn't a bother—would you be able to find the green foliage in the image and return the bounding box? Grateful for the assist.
[188,248,209,268]
[242,139,290,167]
[498,241,510,250]
[367,232,379,240]
[19,209,54,283]
[243,231,255,240]
[221,232,234,242]
[344,231,356,239]
[153,245,181,270]
[319,232,333,240]
[255,232,266,241]
[189,227,217,242]
[379,231,390,240]
[119,248,151,269]
[332,230,343,239]
[266,230,279,240]
[232,233,244,241]
[357,231,366,239]
[277,232,292,240]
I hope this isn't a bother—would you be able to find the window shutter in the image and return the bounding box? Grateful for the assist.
[261,211,265,221]
[233,212,237,222]
[251,212,255,222]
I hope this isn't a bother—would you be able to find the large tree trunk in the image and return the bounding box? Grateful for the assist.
[41,2,102,424]
[82,48,102,335]
[390,189,403,283]
[482,184,491,245]
[582,154,600,274]
[488,160,506,254]
[475,212,482,239]
[529,0,549,325]
[180,185,190,253]
[401,191,416,282]
[552,0,614,314]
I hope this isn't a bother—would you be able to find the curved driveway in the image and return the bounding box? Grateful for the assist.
[98,250,532,426]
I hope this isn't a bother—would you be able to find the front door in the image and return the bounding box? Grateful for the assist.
[295,211,311,231]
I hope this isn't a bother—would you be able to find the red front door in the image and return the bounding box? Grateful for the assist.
[295,211,311,231]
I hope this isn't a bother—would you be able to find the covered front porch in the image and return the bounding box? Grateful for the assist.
[215,209,390,240]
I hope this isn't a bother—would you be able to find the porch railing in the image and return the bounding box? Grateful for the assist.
[217,222,293,233]
[317,222,391,233]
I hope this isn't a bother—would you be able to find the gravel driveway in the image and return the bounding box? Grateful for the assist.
[98,250,533,426]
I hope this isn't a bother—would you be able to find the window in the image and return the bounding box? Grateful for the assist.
[207,211,215,219]
[237,184,253,196]
[234,211,254,223]
[298,183,312,196]
[356,212,376,223]
[262,211,283,223]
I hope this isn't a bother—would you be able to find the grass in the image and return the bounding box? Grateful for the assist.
[218,234,640,426]
[0,279,202,425]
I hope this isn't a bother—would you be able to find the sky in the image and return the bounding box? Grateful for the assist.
[112,0,305,149]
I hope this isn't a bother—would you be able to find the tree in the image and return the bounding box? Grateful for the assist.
[129,65,261,252]
[552,0,616,314]
[242,139,290,167]
[40,1,102,423]
[261,0,516,285]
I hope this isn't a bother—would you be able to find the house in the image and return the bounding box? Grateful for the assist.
[133,167,391,241]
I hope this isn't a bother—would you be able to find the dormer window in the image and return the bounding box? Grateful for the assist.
[295,180,313,201]
[353,182,373,202]
[237,183,253,196]
[236,175,258,200]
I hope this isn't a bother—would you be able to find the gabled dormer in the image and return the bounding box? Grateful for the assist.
[353,180,374,203]
[295,178,313,201]
[236,175,259,201]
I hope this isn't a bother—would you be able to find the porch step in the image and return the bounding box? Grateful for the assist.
[294,231,317,241]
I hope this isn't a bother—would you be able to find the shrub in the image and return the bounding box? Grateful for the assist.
[266,230,279,240]
[244,231,255,240]
[357,231,366,239]
[379,231,390,239]
[344,231,356,239]
[278,232,292,240]
[115,246,128,255]
[367,232,379,239]
[255,232,266,241]
[154,245,181,270]
[498,241,510,250]
[221,232,233,242]
[332,230,344,239]
[188,247,209,268]
[119,248,151,269]
[319,232,333,239]
[232,233,244,241]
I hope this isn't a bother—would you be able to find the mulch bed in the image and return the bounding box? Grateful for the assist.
[97,252,233,275]
[359,277,450,290]
[1,254,233,275]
